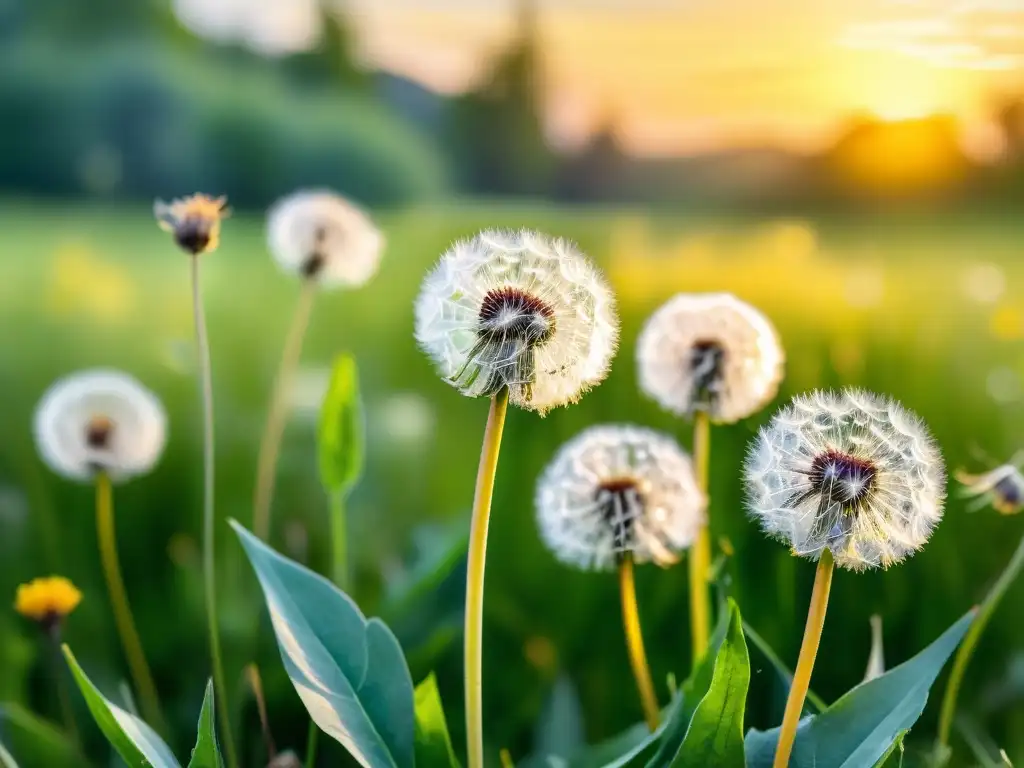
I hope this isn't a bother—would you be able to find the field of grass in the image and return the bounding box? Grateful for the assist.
[1,200,1023,765]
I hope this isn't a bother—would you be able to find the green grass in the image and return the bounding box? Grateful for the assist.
[1,200,1023,766]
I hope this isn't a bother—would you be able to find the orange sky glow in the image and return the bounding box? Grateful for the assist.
[174,0,1024,156]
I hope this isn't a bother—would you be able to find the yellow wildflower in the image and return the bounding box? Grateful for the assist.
[154,194,229,256]
[15,576,82,624]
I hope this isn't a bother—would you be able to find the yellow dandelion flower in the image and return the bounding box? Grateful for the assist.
[14,576,82,624]
[153,194,229,256]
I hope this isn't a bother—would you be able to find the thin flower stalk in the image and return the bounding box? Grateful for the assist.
[619,555,659,730]
[689,410,712,663]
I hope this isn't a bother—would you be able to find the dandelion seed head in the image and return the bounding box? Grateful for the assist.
[637,293,784,424]
[267,190,384,288]
[956,453,1024,515]
[15,576,82,626]
[154,194,229,256]
[745,389,944,571]
[34,369,167,483]
[536,424,706,571]
[415,229,618,413]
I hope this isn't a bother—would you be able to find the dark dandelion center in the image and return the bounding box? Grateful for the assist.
[802,449,878,545]
[595,478,643,554]
[994,473,1023,510]
[86,416,114,449]
[301,226,328,278]
[452,287,557,399]
[690,339,726,410]
[174,217,212,255]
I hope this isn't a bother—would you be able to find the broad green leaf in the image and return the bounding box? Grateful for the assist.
[413,674,460,768]
[318,354,364,496]
[644,602,732,768]
[670,600,749,767]
[62,646,180,768]
[744,610,976,768]
[0,703,87,768]
[558,698,680,768]
[0,739,18,768]
[187,680,224,768]
[231,520,415,768]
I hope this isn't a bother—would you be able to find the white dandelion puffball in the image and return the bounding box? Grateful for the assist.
[956,453,1024,515]
[637,293,784,424]
[745,389,945,571]
[536,424,706,571]
[267,190,384,288]
[415,229,618,414]
[34,370,167,483]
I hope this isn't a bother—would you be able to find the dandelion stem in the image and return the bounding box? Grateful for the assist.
[190,254,239,768]
[464,387,509,768]
[304,719,319,768]
[938,533,1024,751]
[94,472,165,734]
[689,410,712,665]
[618,555,660,731]
[47,627,80,748]
[253,279,317,542]
[774,548,834,768]
[330,492,349,591]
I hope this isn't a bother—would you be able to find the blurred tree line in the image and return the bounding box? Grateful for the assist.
[1,0,1023,209]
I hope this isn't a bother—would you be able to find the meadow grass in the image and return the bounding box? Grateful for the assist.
[1,200,1022,762]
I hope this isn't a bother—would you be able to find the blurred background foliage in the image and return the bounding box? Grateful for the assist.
[0,0,1023,765]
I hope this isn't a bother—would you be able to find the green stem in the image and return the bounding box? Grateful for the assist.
[689,410,712,665]
[464,388,509,768]
[95,473,165,734]
[190,255,239,768]
[305,719,319,768]
[937,532,1024,751]
[618,555,659,730]
[253,280,317,542]
[330,492,348,591]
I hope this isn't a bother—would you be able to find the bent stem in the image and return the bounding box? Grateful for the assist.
[937,533,1024,752]
[330,492,349,591]
[618,555,660,731]
[689,410,712,664]
[464,387,509,768]
[190,255,239,768]
[95,472,165,734]
[253,279,317,542]
[773,549,835,768]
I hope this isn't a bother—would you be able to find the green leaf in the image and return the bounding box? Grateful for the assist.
[558,698,680,768]
[534,675,585,760]
[0,703,88,768]
[0,739,19,768]
[412,674,460,768]
[669,600,749,767]
[187,680,224,768]
[61,646,180,768]
[318,354,364,496]
[231,520,415,768]
[744,610,976,768]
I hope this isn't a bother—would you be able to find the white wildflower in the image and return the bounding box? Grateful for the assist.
[536,424,706,571]
[415,229,618,414]
[267,190,384,287]
[637,293,784,423]
[33,370,167,483]
[955,451,1024,515]
[745,389,945,571]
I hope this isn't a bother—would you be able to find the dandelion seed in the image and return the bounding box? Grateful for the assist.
[267,190,384,287]
[537,425,706,571]
[154,194,229,256]
[745,389,945,571]
[33,370,167,483]
[14,576,82,627]
[415,229,618,414]
[956,452,1024,515]
[637,292,783,424]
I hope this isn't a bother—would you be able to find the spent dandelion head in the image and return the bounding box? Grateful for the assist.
[267,190,384,288]
[33,369,167,483]
[956,451,1024,515]
[536,424,706,571]
[15,576,82,629]
[637,293,784,424]
[415,229,618,414]
[745,389,945,571]
[154,194,229,256]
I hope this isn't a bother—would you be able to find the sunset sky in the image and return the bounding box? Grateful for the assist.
[173,0,1024,155]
